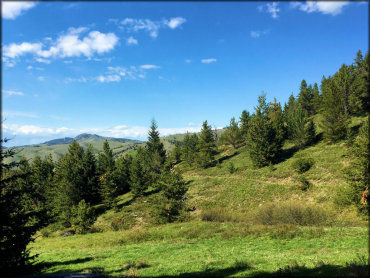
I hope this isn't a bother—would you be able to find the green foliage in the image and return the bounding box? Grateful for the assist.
[182,132,199,166]
[146,119,166,166]
[130,147,149,197]
[292,157,315,173]
[169,140,182,165]
[222,117,242,149]
[70,200,96,234]
[0,140,46,274]
[298,80,314,117]
[297,175,311,191]
[345,119,369,214]
[112,155,131,195]
[268,98,286,147]
[99,171,117,208]
[228,162,236,174]
[97,140,115,175]
[196,120,216,168]
[152,170,188,223]
[247,94,282,167]
[320,76,349,142]
[239,110,251,141]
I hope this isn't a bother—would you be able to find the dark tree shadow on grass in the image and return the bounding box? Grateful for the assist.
[217,151,239,165]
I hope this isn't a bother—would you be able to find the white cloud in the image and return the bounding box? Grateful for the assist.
[3,111,38,118]
[185,59,192,63]
[35,57,51,64]
[140,64,160,69]
[291,1,349,16]
[2,1,36,19]
[3,123,69,135]
[3,90,24,96]
[166,17,187,29]
[96,74,121,83]
[37,76,45,81]
[201,58,217,64]
[3,27,119,65]
[250,29,270,39]
[119,17,186,38]
[126,36,138,45]
[266,2,280,18]
[3,42,42,58]
[27,65,33,70]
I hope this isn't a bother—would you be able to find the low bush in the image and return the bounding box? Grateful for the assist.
[297,175,311,191]
[201,208,234,222]
[254,201,332,226]
[292,157,314,173]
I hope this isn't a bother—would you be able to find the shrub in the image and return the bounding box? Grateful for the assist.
[297,175,311,191]
[228,162,236,174]
[254,202,331,226]
[201,208,234,222]
[292,157,314,173]
[71,200,96,234]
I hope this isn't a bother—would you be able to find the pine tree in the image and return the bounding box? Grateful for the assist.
[320,76,349,142]
[147,119,166,165]
[130,147,149,197]
[152,169,188,223]
[351,50,369,114]
[170,140,182,165]
[99,171,117,208]
[53,140,86,226]
[247,94,281,167]
[333,64,356,115]
[268,98,286,147]
[283,93,296,140]
[239,110,251,141]
[112,155,131,195]
[298,79,314,116]
[312,83,321,114]
[224,117,242,149]
[182,132,199,166]
[97,140,115,175]
[197,120,216,168]
[82,145,99,204]
[346,119,369,214]
[0,140,45,274]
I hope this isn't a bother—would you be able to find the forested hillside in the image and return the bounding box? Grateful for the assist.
[1,50,368,276]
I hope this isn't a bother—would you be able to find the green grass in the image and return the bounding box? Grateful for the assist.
[31,222,368,277]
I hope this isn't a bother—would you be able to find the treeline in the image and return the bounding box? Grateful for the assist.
[1,50,368,274]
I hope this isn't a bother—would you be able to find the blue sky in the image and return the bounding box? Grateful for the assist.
[2,1,368,146]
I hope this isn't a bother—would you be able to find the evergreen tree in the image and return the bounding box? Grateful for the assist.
[312,83,321,114]
[182,132,199,166]
[346,119,369,214]
[197,120,216,168]
[112,155,132,195]
[320,76,349,142]
[53,141,86,226]
[298,79,314,116]
[268,98,286,147]
[169,140,182,165]
[147,119,166,165]
[0,140,46,274]
[351,50,369,114]
[99,171,117,208]
[239,110,251,141]
[30,155,54,221]
[247,94,281,167]
[152,169,188,223]
[97,140,115,175]
[82,145,100,204]
[283,93,296,140]
[224,117,242,149]
[333,64,356,115]
[130,147,149,197]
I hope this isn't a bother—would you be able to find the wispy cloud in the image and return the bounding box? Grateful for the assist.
[37,76,45,81]
[126,36,138,45]
[118,17,186,38]
[3,111,38,118]
[258,2,280,19]
[140,64,160,69]
[96,74,121,83]
[3,90,24,96]
[166,17,187,29]
[3,27,119,66]
[250,29,270,39]
[2,1,36,19]
[290,1,349,16]
[201,58,217,64]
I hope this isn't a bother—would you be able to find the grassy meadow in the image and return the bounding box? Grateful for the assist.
[29,116,369,277]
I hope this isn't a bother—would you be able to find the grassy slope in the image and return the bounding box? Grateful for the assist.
[30,116,368,276]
